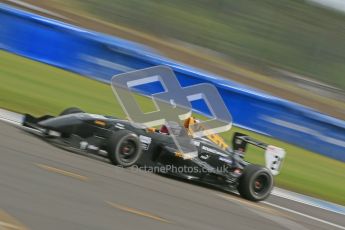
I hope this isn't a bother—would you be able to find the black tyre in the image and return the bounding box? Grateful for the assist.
[60,107,84,116]
[107,130,143,167]
[238,164,273,201]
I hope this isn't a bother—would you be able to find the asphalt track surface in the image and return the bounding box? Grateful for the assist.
[0,120,344,230]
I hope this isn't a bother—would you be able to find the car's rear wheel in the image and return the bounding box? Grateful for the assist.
[107,130,143,167]
[238,164,273,201]
[60,107,84,116]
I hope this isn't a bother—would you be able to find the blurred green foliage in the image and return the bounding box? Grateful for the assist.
[65,0,345,89]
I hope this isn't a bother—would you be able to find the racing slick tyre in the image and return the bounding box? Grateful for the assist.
[59,107,84,116]
[107,130,143,167]
[238,164,273,201]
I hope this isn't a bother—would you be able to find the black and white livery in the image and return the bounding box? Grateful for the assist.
[22,107,286,201]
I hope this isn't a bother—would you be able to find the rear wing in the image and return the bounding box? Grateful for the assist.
[232,132,286,176]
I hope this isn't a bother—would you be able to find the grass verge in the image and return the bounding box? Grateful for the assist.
[1,50,345,205]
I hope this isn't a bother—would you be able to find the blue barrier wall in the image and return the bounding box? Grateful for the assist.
[1,4,345,161]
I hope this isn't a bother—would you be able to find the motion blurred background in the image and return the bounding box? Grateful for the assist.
[3,0,345,118]
[69,0,345,91]
[1,0,345,204]
[17,0,345,116]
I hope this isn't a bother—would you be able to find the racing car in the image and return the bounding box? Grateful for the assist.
[22,107,286,201]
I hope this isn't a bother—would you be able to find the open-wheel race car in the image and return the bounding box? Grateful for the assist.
[22,107,286,201]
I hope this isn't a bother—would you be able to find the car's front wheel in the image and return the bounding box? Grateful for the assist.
[107,130,143,167]
[238,164,273,201]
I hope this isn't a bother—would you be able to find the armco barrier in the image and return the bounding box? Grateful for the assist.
[1,4,345,161]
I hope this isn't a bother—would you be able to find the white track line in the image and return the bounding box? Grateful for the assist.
[272,188,345,216]
[0,108,23,125]
[263,201,345,230]
[0,116,21,126]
